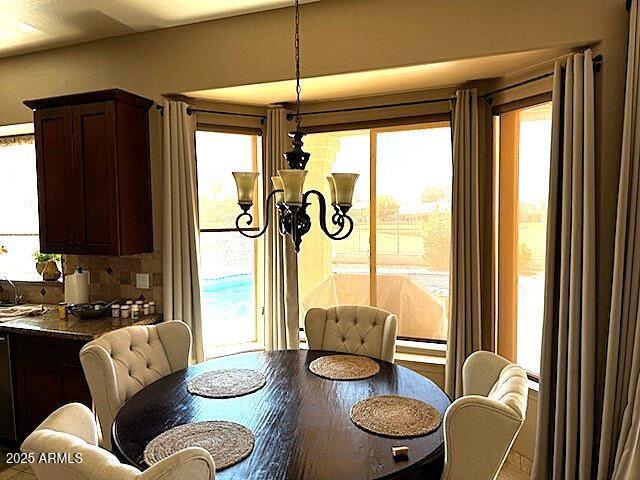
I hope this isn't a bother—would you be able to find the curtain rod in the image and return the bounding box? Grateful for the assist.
[286,96,456,120]
[287,53,603,118]
[481,54,603,102]
[155,105,266,124]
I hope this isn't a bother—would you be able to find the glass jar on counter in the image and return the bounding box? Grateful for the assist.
[148,301,156,314]
[121,305,131,319]
[58,302,68,320]
[111,304,121,318]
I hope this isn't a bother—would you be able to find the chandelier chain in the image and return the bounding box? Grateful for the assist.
[295,0,301,130]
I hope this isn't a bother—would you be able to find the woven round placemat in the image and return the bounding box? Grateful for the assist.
[187,369,266,398]
[144,421,254,470]
[309,354,381,380]
[350,395,441,438]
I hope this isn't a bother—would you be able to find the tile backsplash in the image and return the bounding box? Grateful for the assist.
[0,279,64,305]
[64,253,163,310]
[1,253,163,311]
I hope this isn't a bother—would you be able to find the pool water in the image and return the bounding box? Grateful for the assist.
[201,274,255,347]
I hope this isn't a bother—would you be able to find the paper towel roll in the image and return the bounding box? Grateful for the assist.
[65,268,89,305]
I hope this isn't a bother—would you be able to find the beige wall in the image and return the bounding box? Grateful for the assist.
[0,0,627,252]
[0,0,627,242]
[0,0,629,462]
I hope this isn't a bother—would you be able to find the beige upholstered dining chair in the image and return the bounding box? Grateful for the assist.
[304,305,398,363]
[441,351,528,480]
[22,403,214,480]
[79,321,191,451]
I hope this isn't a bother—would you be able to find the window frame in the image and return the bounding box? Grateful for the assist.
[300,114,453,344]
[492,92,553,382]
[194,125,264,350]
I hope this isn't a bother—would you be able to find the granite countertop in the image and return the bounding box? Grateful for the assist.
[0,304,162,341]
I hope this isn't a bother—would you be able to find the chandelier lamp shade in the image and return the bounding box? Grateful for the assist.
[231,0,358,252]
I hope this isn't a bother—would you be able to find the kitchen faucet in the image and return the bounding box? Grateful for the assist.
[0,275,23,306]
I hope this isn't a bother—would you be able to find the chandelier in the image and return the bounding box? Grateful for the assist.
[231,0,358,252]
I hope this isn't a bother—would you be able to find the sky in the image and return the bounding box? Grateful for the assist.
[328,127,453,208]
[519,119,552,205]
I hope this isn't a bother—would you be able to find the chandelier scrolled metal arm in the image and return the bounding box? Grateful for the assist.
[235,189,283,239]
[301,190,354,241]
[235,188,354,252]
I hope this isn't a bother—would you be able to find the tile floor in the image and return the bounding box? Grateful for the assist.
[498,462,530,480]
[0,447,35,480]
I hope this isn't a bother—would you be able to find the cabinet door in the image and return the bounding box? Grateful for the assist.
[33,107,79,252]
[14,358,62,440]
[12,335,92,441]
[72,102,119,254]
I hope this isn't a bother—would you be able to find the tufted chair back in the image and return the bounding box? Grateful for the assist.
[22,403,214,480]
[441,351,528,480]
[80,321,191,451]
[304,305,398,363]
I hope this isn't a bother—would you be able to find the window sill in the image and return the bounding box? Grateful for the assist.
[0,279,63,287]
[396,351,446,366]
[205,341,264,360]
[299,333,447,365]
[396,339,446,358]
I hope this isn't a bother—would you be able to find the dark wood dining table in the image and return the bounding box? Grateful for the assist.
[112,350,451,480]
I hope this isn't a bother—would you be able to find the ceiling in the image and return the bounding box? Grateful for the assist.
[185,48,568,105]
[0,0,319,58]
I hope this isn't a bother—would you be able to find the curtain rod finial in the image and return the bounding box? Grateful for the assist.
[593,54,603,72]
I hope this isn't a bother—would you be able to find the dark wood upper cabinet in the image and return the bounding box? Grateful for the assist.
[24,89,154,255]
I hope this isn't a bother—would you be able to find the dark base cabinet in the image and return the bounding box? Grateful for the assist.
[11,334,92,441]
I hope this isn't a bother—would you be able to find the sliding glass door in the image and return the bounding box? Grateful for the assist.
[299,121,453,342]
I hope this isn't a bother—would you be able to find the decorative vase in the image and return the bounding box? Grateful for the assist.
[42,260,61,281]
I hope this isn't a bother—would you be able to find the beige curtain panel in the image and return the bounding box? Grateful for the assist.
[263,106,300,350]
[445,88,483,399]
[532,50,596,480]
[161,100,205,363]
[597,2,640,478]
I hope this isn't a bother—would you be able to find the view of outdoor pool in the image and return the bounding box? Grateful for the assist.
[201,274,255,348]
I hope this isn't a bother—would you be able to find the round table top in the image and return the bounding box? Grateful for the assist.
[112,350,451,480]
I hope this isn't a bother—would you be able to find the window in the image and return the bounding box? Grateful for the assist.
[299,121,453,342]
[494,100,553,377]
[0,133,41,281]
[195,129,263,354]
